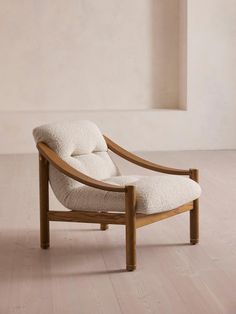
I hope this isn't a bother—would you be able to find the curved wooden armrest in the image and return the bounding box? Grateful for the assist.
[37,142,126,193]
[104,136,190,175]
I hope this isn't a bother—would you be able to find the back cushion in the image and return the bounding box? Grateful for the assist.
[33,120,120,206]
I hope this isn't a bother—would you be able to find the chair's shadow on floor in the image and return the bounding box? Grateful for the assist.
[0,228,189,281]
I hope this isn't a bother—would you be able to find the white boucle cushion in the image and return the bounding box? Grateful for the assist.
[33,120,201,214]
[33,120,109,158]
[55,175,201,214]
[33,120,120,197]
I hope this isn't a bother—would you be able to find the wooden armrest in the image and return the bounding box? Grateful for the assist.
[104,136,190,175]
[37,142,126,193]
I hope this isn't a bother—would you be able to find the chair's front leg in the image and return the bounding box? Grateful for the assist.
[39,153,50,249]
[190,169,199,245]
[125,185,136,271]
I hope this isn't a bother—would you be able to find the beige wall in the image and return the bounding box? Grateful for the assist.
[0,0,236,153]
[0,0,183,111]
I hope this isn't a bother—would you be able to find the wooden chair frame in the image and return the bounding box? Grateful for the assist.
[37,136,199,271]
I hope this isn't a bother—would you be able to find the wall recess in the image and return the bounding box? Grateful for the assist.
[0,0,187,111]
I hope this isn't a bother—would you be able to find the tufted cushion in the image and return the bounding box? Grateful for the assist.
[33,120,120,188]
[33,120,110,158]
[33,120,201,214]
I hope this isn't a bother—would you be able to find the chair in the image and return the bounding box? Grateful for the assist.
[33,120,201,271]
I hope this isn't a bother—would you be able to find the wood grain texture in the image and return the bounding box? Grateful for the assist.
[125,185,136,271]
[48,204,193,228]
[39,153,50,249]
[1,151,235,314]
[37,142,126,192]
[136,202,193,228]
[104,135,190,175]
[189,169,199,244]
[48,210,126,225]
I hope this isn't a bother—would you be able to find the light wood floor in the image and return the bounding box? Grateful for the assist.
[1,151,236,314]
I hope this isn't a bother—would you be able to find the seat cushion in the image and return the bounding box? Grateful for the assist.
[57,175,201,214]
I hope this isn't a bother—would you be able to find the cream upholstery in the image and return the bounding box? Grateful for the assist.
[33,120,201,214]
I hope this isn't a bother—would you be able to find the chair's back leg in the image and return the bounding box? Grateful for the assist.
[39,153,50,249]
[125,186,136,271]
[100,223,109,231]
[190,169,199,245]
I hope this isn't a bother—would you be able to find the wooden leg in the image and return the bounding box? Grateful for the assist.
[100,223,109,231]
[190,199,199,245]
[125,186,136,271]
[100,212,109,230]
[190,169,199,245]
[39,153,50,249]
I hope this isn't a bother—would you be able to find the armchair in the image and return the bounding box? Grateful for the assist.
[33,120,201,271]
